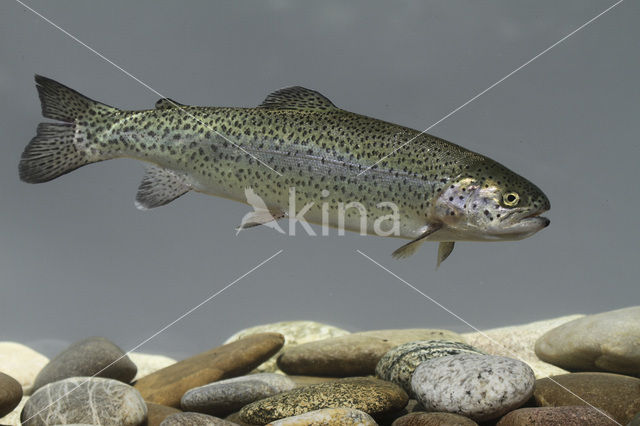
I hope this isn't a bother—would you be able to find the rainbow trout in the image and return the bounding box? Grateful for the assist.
[20,75,550,265]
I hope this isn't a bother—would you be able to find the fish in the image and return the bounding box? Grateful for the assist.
[19,75,550,266]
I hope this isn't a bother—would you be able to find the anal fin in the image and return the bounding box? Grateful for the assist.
[135,165,192,210]
[437,242,455,268]
[236,209,285,230]
[236,188,285,234]
[392,224,442,259]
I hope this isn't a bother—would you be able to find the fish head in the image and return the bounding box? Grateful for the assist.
[433,160,550,241]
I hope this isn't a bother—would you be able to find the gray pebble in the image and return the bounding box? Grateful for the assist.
[32,337,136,392]
[411,353,535,422]
[181,373,296,416]
[160,412,238,425]
[21,377,147,426]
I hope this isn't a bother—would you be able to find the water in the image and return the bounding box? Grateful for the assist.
[1,0,638,359]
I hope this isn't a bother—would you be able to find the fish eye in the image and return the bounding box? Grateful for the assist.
[503,192,520,207]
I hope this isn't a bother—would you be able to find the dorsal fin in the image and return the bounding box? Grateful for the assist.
[258,86,337,111]
[155,98,186,109]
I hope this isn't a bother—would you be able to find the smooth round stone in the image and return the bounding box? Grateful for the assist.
[225,411,256,425]
[160,412,238,425]
[392,412,479,426]
[411,353,535,422]
[146,402,182,426]
[134,333,284,407]
[267,407,377,425]
[462,315,583,379]
[0,342,50,394]
[496,406,619,425]
[0,395,27,425]
[239,377,408,424]
[21,377,147,426]
[535,306,640,376]
[224,321,350,374]
[533,372,640,424]
[628,412,640,426]
[129,352,177,382]
[32,337,137,392]
[376,340,482,395]
[181,373,296,416]
[278,329,464,376]
[0,372,23,417]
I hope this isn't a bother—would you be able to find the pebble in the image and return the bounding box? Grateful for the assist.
[160,412,238,425]
[181,373,296,416]
[496,406,619,426]
[0,395,28,426]
[146,402,182,426]
[0,342,49,394]
[628,412,640,426]
[278,329,464,376]
[0,372,22,418]
[267,407,377,425]
[411,353,535,422]
[462,315,583,379]
[134,333,284,407]
[225,411,256,425]
[391,412,479,426]
[533,372,640,424]
[224,321,350,374]
[239,377,408,424]
[21,377,147,426]
[32,337,137,392]
[129,352,177,381]
[287,375,342,386]
[376,340,482,395]
[535,306,640,376]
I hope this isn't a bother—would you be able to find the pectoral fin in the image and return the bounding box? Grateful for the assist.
[437,241,455,268]
[135,165,192,210]
[392,224,442,259]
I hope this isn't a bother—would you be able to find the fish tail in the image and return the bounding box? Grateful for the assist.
[19,75,117,183]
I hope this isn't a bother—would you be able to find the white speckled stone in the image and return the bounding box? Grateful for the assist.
[21,377,147,426]
[181,373,296,416]
[376,340,483,396]
[411,353,535,422]
[224,321,350,374]
[267,407,377,425]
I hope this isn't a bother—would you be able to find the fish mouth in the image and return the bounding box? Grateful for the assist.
[489,208,549,239]
[504,209,550,237]
[521,210,550,228]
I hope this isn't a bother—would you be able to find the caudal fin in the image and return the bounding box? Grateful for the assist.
[19,75,116,183]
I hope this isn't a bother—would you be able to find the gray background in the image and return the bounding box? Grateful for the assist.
[1,1,638,359]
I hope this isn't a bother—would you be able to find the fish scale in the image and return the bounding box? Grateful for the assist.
[19,75,550,265]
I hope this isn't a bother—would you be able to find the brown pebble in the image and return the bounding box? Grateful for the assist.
[496,406,619,425]
[533,372,640,424]
[0,372,22,417]
[392,411,478,426]
[135,333,284,407]
[146,402,182,426]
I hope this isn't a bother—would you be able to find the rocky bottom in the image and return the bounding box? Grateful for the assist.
[1,306,639,425]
